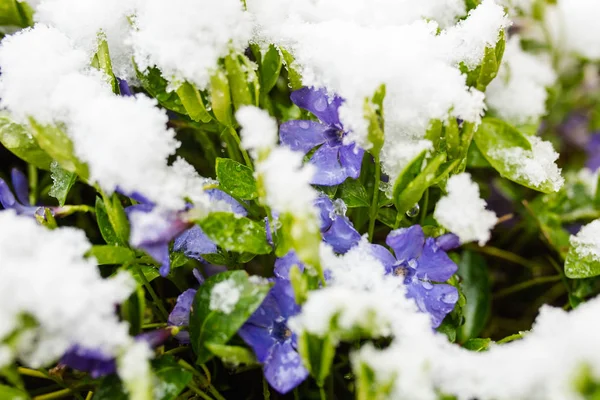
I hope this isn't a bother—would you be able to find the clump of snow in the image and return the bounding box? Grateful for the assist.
[249,0,508,182]
[577,168,598,197]
[569,219,600,261]
[0,211,134,369]
[209,279,241,314]
[434,173,498,246]
[491,135,564,192]
[34,0,135,80]
[486,37,557,125]
[255,147,318,218]
[381,139,432,191]
[117,341,153,400]
[546,0,600,61]
[130,0,252,89]
[237,106,278,158]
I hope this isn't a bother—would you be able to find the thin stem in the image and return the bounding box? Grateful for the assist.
[187,382,215,400]
[262,377,271,400]
[319,386,327,400]
[368,155,381,241]
[178,360,226,400]
[18,367,51,380]
[494,275,562,299]
[85,393,93,400]
[420,188,429,226]
[228,126,253,169]
[33,388,74,400]
[28,164,38,205]
[142,322,167,329]
[466,245,539,270]
[135,265,169,321]
[497,333,524,345]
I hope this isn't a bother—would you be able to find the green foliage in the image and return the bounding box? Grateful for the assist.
[48,161,77,206]
[176,82,212,123]
[189,271,270,364]
[121,286,146,335]
[210,69,234,126]
[338,178,370,208]
[355,362,395,400]
[0,115,53,170]
[458,251,491,341]
[135,66,187,115]
[205,343,258,366]
[298,331,336,387]
[197,212,271,255]
[215,157,258,200]
[101,192,130,247]
[565,248,600,279]
[260,45,283,94]
[0,0,33,27]
[88,245,136,265]
[0,384,29,400]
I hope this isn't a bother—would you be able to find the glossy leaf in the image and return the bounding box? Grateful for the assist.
[135,66,187,114]
[95,197,120,246]
[176,82,212,123]
[457,251,491,341]
[92,34,117,94]
[225,52,253,111]
[392,150,427,204]
[189,270,271,364]
[338,178,370,208]
[205,343,257,366]
[0,0,31,27]
[210,69,233,126]
[215,158,258,200]
[0,385,29,400]
[0,115,52,170]
[48,161,77,206]
[197,212,271,255]
[565,247,600,279]
[101,192,130,248]
[121,285,146,335]
[260,45,282,94]
[88,245,136,265]
[462,338,492,352]
[281,49,303,91]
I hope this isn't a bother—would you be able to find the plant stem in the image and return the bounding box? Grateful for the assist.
[178,360,226,400]
[142,322,167,329]
[368,155,381,241]
[134,265,169,321]
[18,367,50,380]
[466,245,539,270]
[494,275,562,299]
[85,392,93,400]
[319,386,327,400]
[187,382,215,400]
[33,388,74,400]
[28,164,38,205]
[420,188,429,226]
[262,377,271,400]
[228,126,253,169]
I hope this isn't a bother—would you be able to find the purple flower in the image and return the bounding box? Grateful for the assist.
[280,87,364,186]
[315,195,361,253]
[168,288,197,344]
[117,77,133,97]
[238,279,308,394]
[0,169,52,217]
[369,226,460,328]
[60,329,171,378]
[586,133,600,172]
[127,189,246,277]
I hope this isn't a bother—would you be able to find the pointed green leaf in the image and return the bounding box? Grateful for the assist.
[197,212,271,255]
[457,251,491,341]
[260,45,282,94]
[394,153,446,216]
[135,65,187,115]
[95,197,120,246]
[0,115,52,170]
[215,158,257,200]
[0,385,29,400]
[225,52,253,111]
[210,69,233,126]
[48,161,77,206]
[88,245,136,265]
[298,332,336,387]
[338,178,370,208]
[205,343,257,366]
[176,82,212,123]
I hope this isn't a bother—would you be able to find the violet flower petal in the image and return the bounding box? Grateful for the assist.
[173,226,217,261]
[435,233,461,252]
[280,120,329,154]
[405,282,459,328]
[386,225,425,262]
[0,178,17,209]
[367,244,397,272]
[290,87,343,128]
[60,347,116,378]
[269,280,300,320]
[11,169,30,206]
[323,216,361,254]
[274,252,304,280]
[417,238,458,282]
[117,77,133,97]
[263,342,309,394]
[314,195,334,231]
[309,145,347,186]
[245,291,282,328]
[587,133,600,172]
[338,145,364,180]
[206,189,248,216]
[168,288,197,344]
[238,324,277,364]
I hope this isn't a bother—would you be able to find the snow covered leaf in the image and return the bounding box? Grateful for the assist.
[204,343,257,366]
[176,82,212,123]
[135,66,187,115]
[281,49,302,91]
[189,271,271,364]
[91,35,117,94]
[0,115,53,170]
[338,178,370,208]
[95,196,122,246]
[565,220,600,279]
[565,251,600,280]
[196,212,271,255]
[48,162,77,206]
[474,118,563,193]
[216,158,258,200]
[259,45,282,94]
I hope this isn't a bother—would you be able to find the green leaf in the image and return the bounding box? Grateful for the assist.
[364,85,386,156]
[260,45,282,94]
[0,0,31,27]
[474,118,557,193]
[445,118,460,160]
[189,271,271,364]
[176,82,212,123]
[28,119,89,179]
[0,365,23,390]
[225,52,254,111]
[127,264,161,285]
[355,361,395,400]
[121,286,146,335]
[0,115,52,170]
[135,66,186,114]
[565,247,600,279]
[392,150,427,204]
[476,45,499,91]
[48,161,77,206]
[457,251,491,341]
[89,245,136,265]
[197,212,271,255]
[215,158,257,200]
[0,385,29,400]
[425,119,443,148]
[462,338,492,352]
[95,197,120,246]
[394,152,446,216]
[205,343,257,366]
[101,192,130,247]
[298,332,336,387]
[210,69,233,126]
[92,34,117,94]
[466,141,491,168]
[338,179,369,208]
[281,49,303,91]
[289,264,308,305]
[94,356,192,400]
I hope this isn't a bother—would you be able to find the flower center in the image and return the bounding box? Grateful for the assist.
[393,266,408,277]
[271,318,293,343]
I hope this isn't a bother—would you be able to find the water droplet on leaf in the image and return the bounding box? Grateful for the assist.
[235,164,242,172]
[406,204,420,217]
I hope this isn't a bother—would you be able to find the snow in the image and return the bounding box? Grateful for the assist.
[237,106,278,159]
[117,341,153,400]
[486,37,557,125]
[547,0,600,61]
[491,135,564,192]
[0,211,134,369]
[130,0,252,89]
[209,279,241,314]
[569,219,600,261]
[434,173,498,246]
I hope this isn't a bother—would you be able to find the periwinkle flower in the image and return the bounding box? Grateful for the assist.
[586,133,600,172]
[60,329,171,378]
[117,77,133,97]
[280,87,364,186]
[369,225,460,328]
[127,189,245,277]
[238,279,308,394]
[0,169,52,217]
